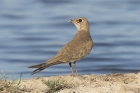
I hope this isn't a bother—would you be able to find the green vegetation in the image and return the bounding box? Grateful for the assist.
[0,72,22,93]
[0,72,74,93]
[42,78,74,93]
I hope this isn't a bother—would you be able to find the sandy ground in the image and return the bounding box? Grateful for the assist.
[19,72,140,93]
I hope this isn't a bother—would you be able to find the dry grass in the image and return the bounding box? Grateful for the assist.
[0,72,22,93]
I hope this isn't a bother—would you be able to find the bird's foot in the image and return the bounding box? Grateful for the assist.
[70,73,79,77]
[76,73,79,76]
[70,74,75,77]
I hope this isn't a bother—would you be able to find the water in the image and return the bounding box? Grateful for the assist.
[0,0,140,79]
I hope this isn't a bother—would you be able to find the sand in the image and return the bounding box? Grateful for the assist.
[19,72,140,93]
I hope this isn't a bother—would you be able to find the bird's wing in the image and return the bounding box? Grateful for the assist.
[70,40,93,61]
[49,31,93,63]
[49,39,93,63]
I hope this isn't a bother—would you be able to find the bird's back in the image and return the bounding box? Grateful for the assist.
[47,30,93,64]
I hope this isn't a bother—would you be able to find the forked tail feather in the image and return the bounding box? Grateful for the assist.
[28,61,65,75]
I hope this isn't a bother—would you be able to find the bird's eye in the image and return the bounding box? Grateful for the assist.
[78,19,82,22]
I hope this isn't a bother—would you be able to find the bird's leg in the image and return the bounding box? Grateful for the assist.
[69,62,74,76]
[73,61,79,76]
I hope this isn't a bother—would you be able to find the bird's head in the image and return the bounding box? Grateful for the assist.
[69,17,89,31]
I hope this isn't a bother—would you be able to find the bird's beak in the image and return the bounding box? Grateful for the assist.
[68,19,73,23]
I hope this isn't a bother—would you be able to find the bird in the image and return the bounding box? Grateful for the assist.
[28,17,94,76]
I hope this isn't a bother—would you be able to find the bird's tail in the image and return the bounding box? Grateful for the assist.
[28,61,64,75]
[28,63,49,75]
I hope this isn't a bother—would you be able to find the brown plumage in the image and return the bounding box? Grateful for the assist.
[28,17,94,75]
